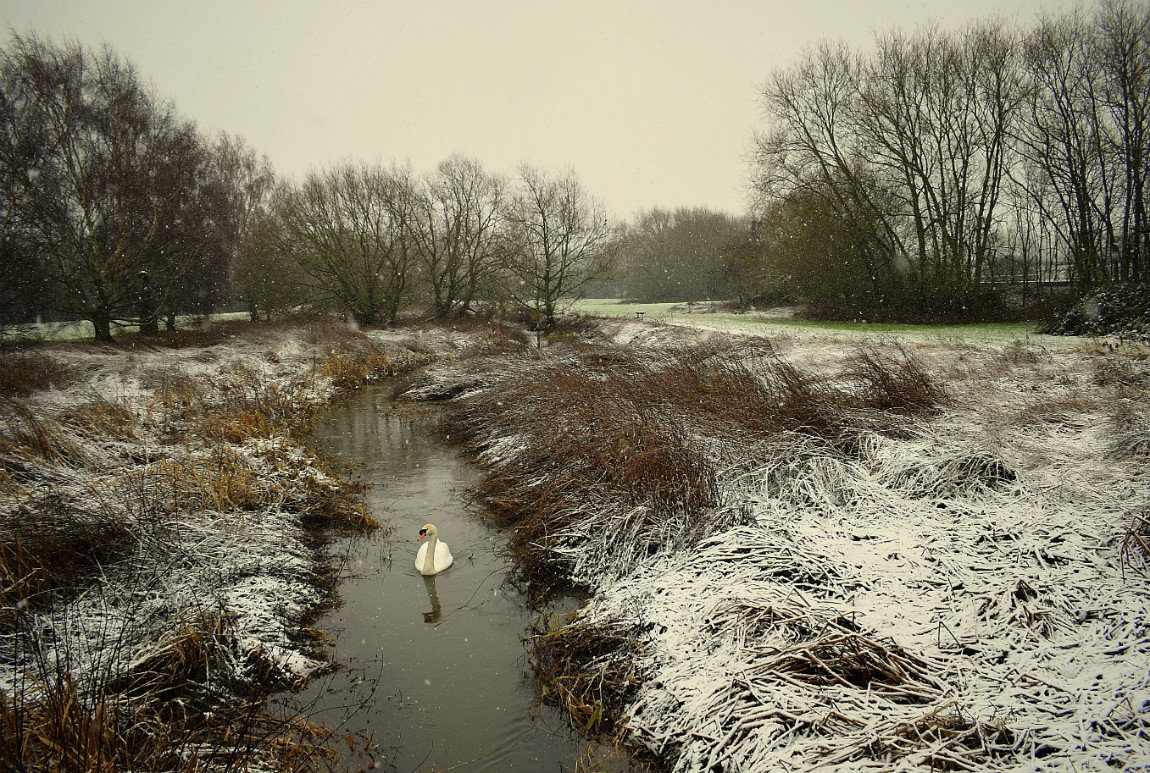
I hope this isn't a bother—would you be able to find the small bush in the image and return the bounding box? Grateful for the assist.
[1043,284,1150,341]
[0,351,78,397]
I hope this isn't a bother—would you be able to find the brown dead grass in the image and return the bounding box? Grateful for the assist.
[151,365,319,443]
[148,448,263,513]
[1015,395,1102,426]
[0,398,89,467]
[435,340,944,592]
[59,398,138,441]
[0,351,79,397]
[0,498,134,610]
[531,622,642,736]
[0,642,341,773]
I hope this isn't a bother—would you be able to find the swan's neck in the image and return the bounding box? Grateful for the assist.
[422,533,438,573]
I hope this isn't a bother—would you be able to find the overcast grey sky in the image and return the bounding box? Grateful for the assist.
[3,0,1082,218]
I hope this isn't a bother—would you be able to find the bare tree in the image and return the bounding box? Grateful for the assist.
[1095,0,1149,283]
[755,24,1025,318]
[858,22,1025,296]
[274,162,414,326]
[0,48,53,329]
[409,155,505,318]
[754,41,908,307]
[212,133,278,321]
[619,207,745,302]
[503,165,615,327]
[1019,1,1150,289]
[1019,10,1113,288]
[0,34,220,340]
[234,189,309,320]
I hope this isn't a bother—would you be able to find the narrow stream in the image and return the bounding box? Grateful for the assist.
[300,387,626,772]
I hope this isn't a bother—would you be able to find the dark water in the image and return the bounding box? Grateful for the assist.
[301,388,624,773]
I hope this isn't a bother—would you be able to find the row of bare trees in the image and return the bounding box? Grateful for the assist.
[242,159,615,328]
[752,0,1149,319]
[1,32,616,338]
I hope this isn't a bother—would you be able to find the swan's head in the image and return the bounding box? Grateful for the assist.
[418,523,437,540]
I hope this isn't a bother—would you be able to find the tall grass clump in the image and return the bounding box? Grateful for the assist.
[0,351,78,397]
[416,337,945,592]
[530,622,643,738]
[0,606,342,773]
[0,397,90,468]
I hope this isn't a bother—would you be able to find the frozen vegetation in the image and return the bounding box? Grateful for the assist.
[0,319,523,770]
[400,318,1150,773]
[3,312,1147,772]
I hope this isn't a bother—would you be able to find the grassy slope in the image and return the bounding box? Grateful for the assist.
[573,298,1074,347]
[400,317,1150,773]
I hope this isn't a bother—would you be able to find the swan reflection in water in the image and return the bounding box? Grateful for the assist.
[422,575,441,623]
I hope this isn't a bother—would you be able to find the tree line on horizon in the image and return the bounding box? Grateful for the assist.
[0,33,615,339]
[748,0,1149,321]
[2,0,1147,339]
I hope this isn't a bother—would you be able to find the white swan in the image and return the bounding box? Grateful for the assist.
[415,523,454,576]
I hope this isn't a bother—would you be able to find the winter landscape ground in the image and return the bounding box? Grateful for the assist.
[1,310,1148,772]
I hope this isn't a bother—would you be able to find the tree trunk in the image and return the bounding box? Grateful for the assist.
[91,314,113,342]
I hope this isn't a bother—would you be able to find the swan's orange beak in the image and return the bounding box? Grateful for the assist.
[418,529,427,540]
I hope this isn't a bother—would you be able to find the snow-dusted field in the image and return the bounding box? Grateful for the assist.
[4,316,1147,771]
[0,320,523,768]
[404,319,1150,773]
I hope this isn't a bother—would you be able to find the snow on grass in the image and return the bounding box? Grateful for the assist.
[406,321,1150,771]
[0,318,522,767]
[574,298,1106,351]
[579,415,1149,771]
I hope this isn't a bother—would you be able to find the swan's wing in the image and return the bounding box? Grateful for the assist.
[435,541,454,570]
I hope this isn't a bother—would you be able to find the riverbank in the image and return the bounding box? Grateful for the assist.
[5,315,1147,772]
[0,318,524,771]
[399,318,1150,772]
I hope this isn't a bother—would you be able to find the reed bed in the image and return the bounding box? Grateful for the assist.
[403,337,943,592]
[402,323,1150,772]
[0,318,504,772]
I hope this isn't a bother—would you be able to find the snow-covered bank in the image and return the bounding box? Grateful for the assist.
[0,319,524,769]
[403,320,1150,772]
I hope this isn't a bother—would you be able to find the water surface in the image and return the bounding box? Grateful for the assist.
[303,388,621,772]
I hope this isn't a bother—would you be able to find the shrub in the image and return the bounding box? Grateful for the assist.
[1043,284,1150,341]
[0,351,78,396]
